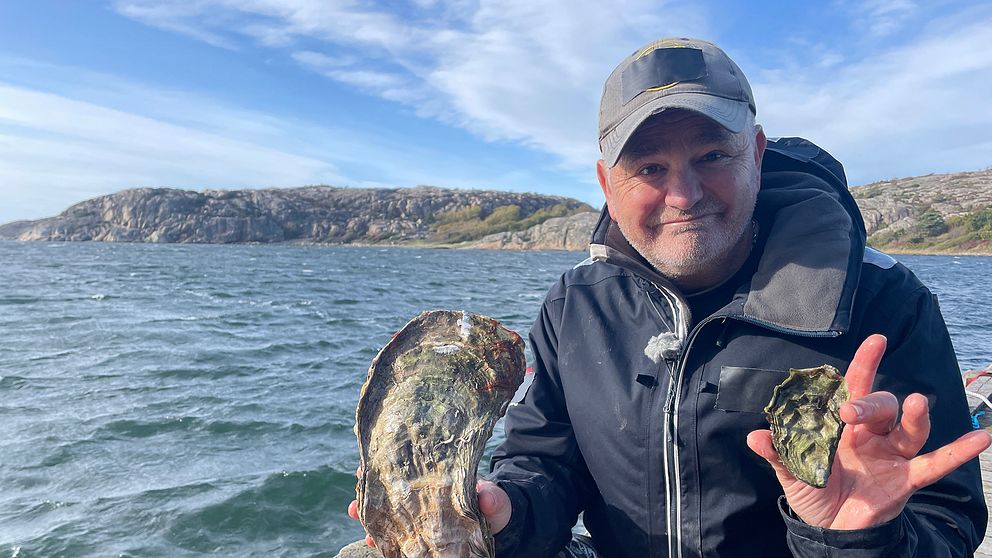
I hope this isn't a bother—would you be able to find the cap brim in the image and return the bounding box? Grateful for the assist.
[600,93,751,167]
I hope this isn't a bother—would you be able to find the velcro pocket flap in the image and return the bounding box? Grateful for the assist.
[716,366,790,413]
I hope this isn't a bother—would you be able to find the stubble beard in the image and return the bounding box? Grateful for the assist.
[619,198,755,288]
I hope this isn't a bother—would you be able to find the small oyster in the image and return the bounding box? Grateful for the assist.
[764,365,850,488]
[355,310,525,558]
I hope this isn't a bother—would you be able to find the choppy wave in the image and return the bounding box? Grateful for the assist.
[167,467,359,555]
[1,243,987,556]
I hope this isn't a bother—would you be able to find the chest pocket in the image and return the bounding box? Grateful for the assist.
[715,366,790,414]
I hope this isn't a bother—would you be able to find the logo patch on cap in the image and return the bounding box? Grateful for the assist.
[620,47,708,105]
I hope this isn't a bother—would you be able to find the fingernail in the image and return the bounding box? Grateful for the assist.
[850,403,864,419]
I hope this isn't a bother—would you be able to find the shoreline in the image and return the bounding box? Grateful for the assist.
[878,247,992,257]
[1,238,990,256]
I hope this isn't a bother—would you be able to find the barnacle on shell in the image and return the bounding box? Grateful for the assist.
[764,365,850,488]
[355,310,525,558]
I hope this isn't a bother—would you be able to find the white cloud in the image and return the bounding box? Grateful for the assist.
[98,1,992,194]
[0,60,602,224]
[112,0,711,170]
[114,1,241,49]
[847,0,918,37]
[415,0,709,168]
[753,10,992,185]
[0,83,347,223]
[290,50,354,70]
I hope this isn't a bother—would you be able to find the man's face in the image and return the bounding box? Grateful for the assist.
[597,110,766,290]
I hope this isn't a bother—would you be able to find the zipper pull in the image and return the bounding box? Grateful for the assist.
[663,382,677,414]
[663,358,678,414]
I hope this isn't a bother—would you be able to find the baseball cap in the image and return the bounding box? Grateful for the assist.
[598,37,756,167]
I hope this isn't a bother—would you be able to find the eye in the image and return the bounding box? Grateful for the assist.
[638,164,664,176]
[700,151,728,163]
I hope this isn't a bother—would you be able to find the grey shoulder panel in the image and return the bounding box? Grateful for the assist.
[573,257,597,269]
[863,247,897,269]
[574,244,609,268]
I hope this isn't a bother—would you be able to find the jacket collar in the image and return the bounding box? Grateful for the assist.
[589,166,866,336]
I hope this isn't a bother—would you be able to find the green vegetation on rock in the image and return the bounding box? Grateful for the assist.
[854,168,992,254]
[430,203,584,243]
[916,209,948,238]
[966,207,992,241]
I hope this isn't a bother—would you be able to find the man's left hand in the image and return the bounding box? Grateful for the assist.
[747,334,992,530]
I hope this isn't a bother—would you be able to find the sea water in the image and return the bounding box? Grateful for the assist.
[0,242,989,557]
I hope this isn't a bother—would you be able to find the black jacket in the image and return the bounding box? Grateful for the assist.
[488,139,986,557]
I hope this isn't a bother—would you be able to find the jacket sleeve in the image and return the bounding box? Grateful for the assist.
[486,291,596,558]
[784,283,987,558]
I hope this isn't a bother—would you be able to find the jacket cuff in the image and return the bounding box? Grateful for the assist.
[778,497,905,557]
[491,480,529,557]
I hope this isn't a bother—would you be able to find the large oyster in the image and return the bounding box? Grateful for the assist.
[763,365,850,488]
[355,310,525,558]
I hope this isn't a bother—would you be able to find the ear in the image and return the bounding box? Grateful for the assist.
[753,124,767,172]
[596,159,617,220]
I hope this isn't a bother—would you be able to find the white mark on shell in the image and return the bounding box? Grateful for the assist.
[433,344,461,354]
[457,311,473,341]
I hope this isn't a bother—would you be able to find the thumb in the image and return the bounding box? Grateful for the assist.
[476,479,512,534]
[746,429,799,485]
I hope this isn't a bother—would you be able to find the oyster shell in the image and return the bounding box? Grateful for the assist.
[763,365,850,488]
[355,310,525,558]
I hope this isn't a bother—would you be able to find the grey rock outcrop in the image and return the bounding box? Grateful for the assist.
[474,211,599,252]
[0,186,588,244]
[852,169,992,237]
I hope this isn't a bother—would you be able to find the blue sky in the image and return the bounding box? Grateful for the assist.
[1,1,990,224]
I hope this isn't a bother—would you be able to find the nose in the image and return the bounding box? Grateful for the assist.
[664,166,703,210]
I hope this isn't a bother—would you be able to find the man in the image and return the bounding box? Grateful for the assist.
[350,37,990,557]
[477,38,990,557]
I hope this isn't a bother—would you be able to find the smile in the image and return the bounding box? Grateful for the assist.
[661,213,716,226]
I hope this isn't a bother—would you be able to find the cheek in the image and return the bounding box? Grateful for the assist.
[712,168,758,211]
[614,184,665,223]
[726,185,759,222]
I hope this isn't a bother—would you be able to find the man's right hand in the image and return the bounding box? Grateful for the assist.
[476,478,512,534]
[346,478,513,548]
[346,499,378,548]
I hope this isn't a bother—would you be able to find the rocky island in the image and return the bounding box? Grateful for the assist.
[0,186,591,247]
[2,167,991,254]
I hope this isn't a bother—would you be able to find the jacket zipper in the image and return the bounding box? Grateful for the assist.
[661,363,680,558]
[663,317,714,558]
[644,283,685,558]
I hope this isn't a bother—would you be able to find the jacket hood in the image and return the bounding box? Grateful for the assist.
[589,137,867,335]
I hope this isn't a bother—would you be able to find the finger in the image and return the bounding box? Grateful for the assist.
[845,334,887,400]
[889,393,930,458]
[348,499,359,520]
[365,534,376,548]
[840,391,899,435]
[746,430,798,483]
[356,465,363,479]
[909,430,992,490]
[476,479,512,534]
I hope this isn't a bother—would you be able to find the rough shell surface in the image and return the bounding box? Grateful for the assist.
[355,310,525,558]
[335,540,385,558]
[764,365,850,488]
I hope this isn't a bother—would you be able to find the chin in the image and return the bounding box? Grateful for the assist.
[641,236,731,278]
